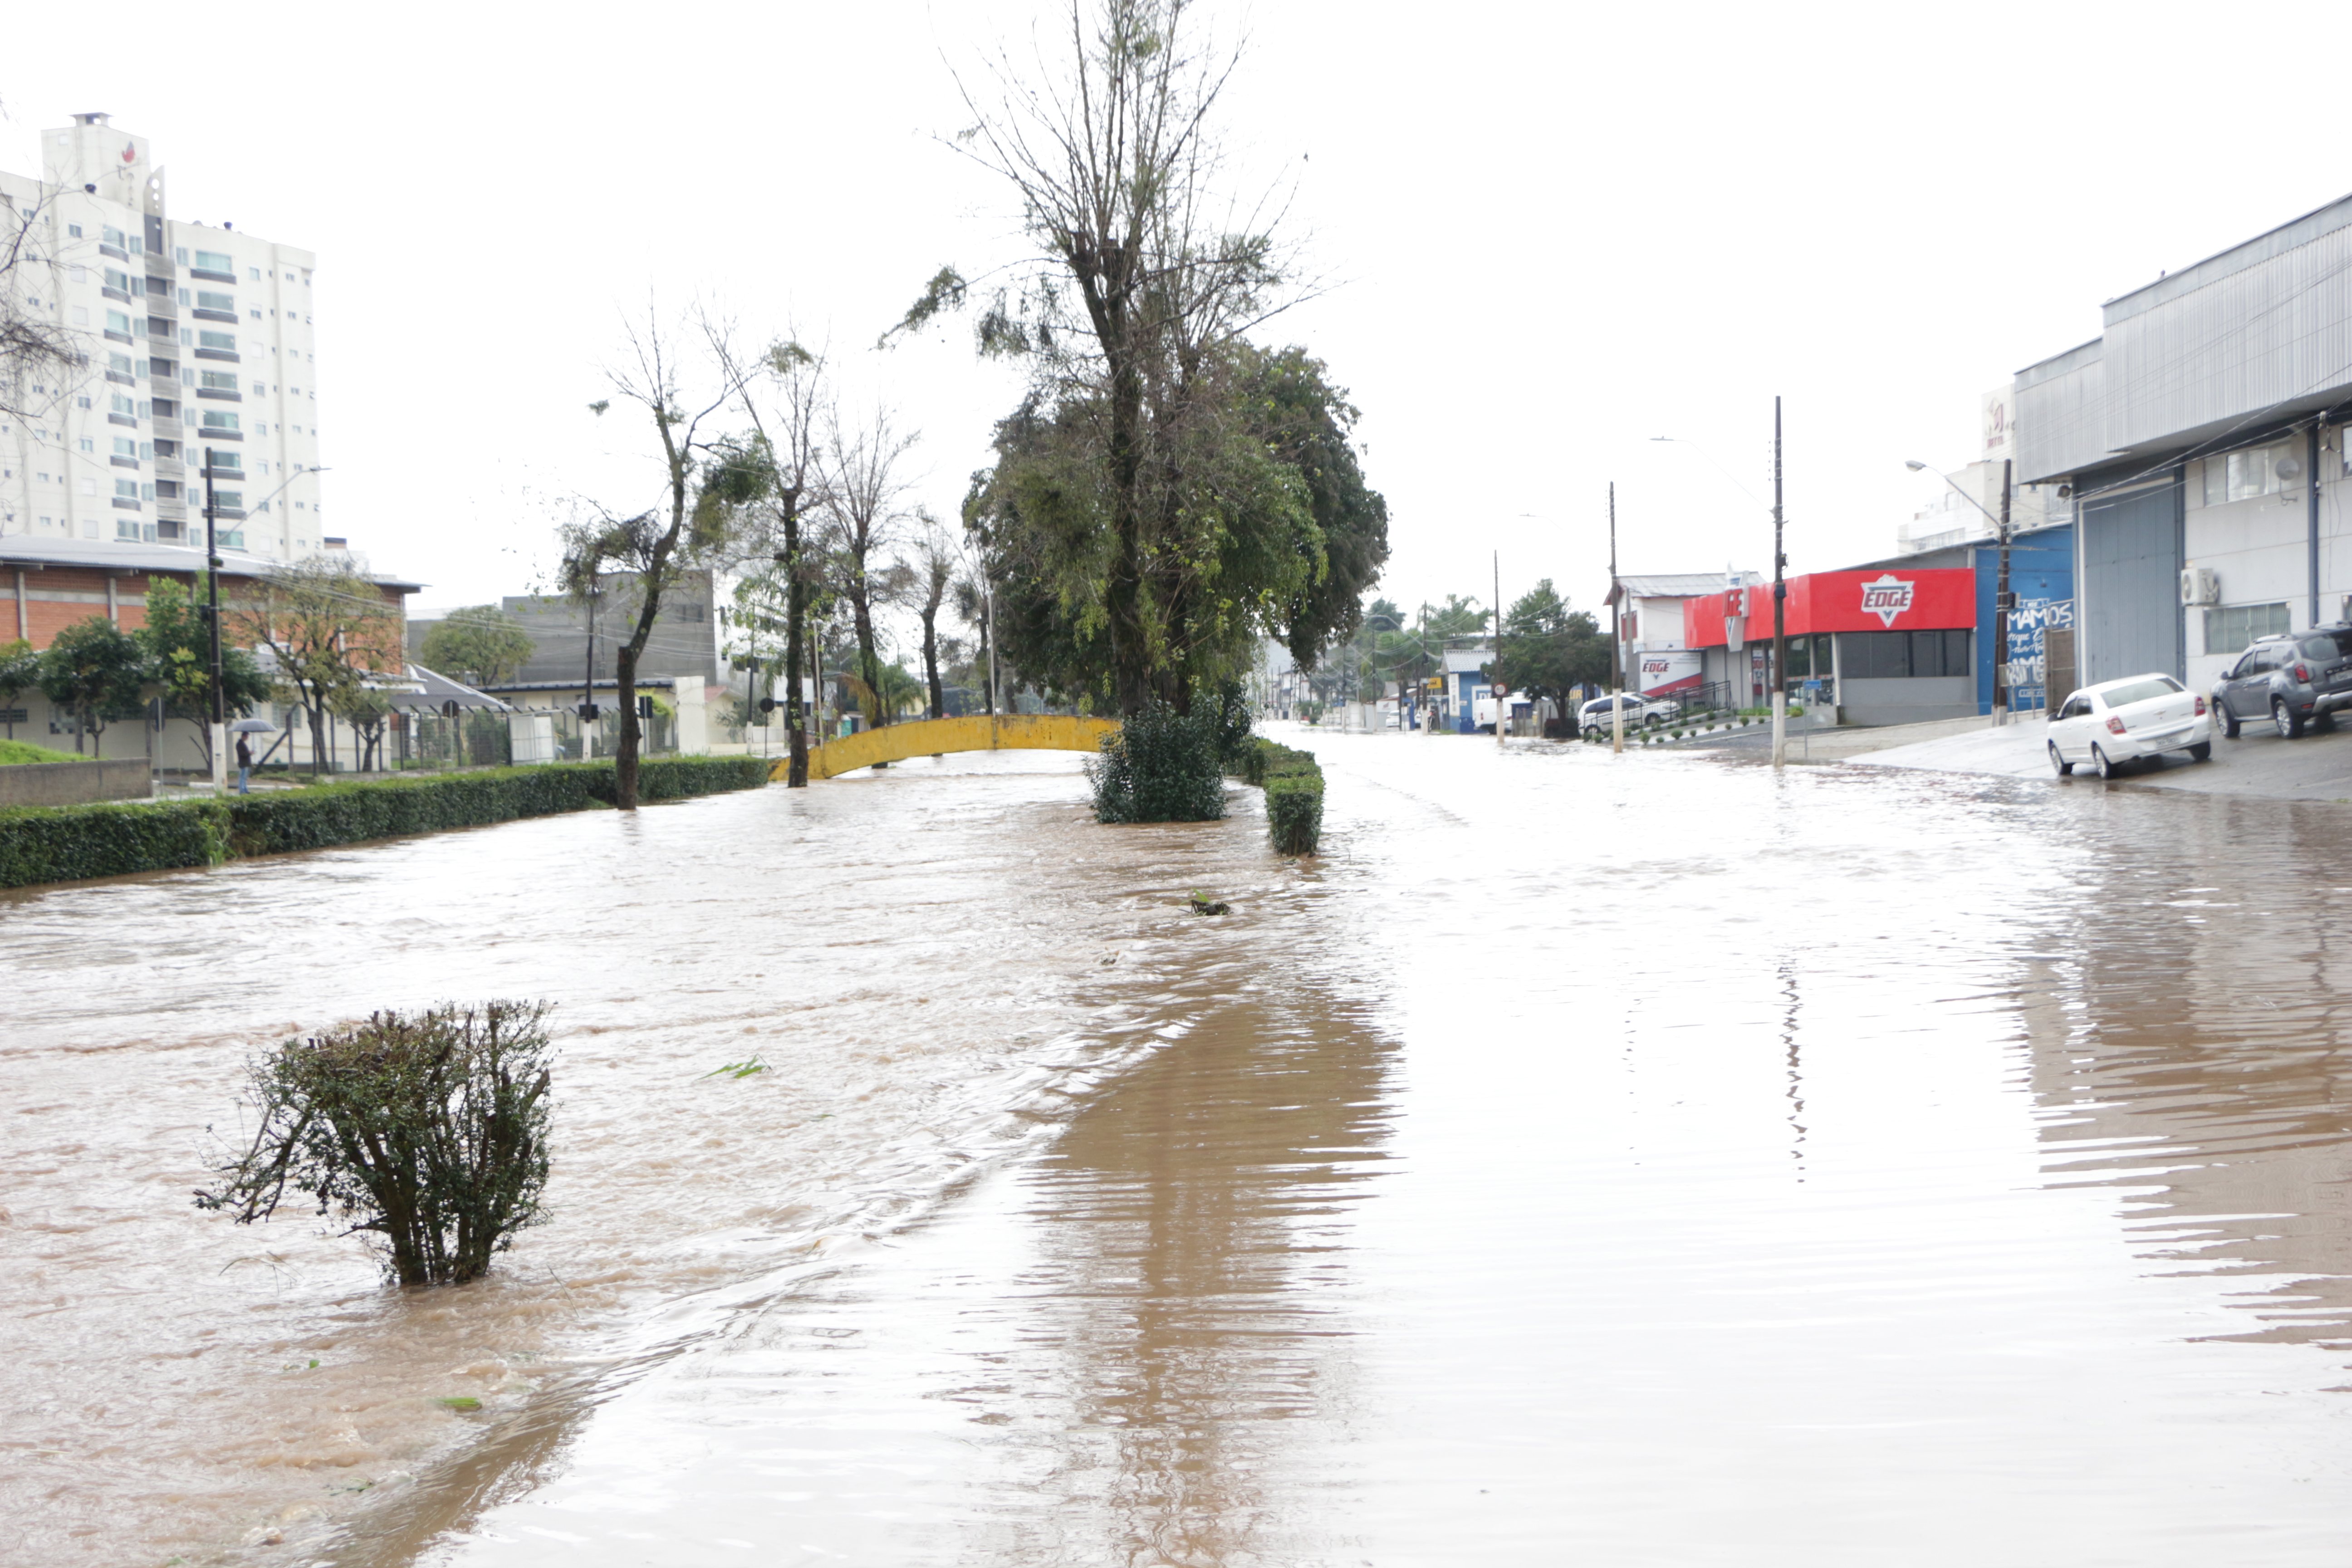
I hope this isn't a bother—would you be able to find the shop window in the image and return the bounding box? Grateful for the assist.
[1841,629,1971,679]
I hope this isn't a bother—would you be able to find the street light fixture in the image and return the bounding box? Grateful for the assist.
[1906,457,2016,724]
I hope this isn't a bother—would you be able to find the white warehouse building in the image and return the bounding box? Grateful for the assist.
[1,112,326,559]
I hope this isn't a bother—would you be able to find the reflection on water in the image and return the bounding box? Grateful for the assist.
[2022,793,2352,1348]
[10,735,2352,1565]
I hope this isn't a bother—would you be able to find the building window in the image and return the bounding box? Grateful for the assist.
[2204,442,2295,505]
[69,265,85,282]
[201,411,240,431]
[106,310,132,335]
[115,479,138,499]
[110,394,135,416]
[214,490,243,510]
[113,437,136,457]
[77,438,93,454]
[1840,629,1971,680]
[104,267,131,293]
[196,290,234,312]
[198,330,236,351]
[199,371,239,392]
[194,250,232,273]
[102,225,126,248]
[175,246,188,265]
[2205,602,2292,656]
[249,267,261,281]
[71,306,88,326]
[69,223,83,238]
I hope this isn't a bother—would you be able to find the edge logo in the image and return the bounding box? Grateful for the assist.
[1860,574,1916,629]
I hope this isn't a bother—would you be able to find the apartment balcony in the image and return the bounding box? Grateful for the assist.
[191,427,242,441]
[188,267,234,284]
[191,307,235,324]
[155,456,184,477]
[103,285,131,304]
[195,388,242,402]
[201,466,245,482]
[144,288,174,315]
[98,242,127,261]
[111,497,141,511]
[110,456,139,470]
[108,413,138,428]
[147,317,173,339]
[194,348,240,363]
[105,371,134,387]
[104,330,132,346]
[152,416,183,440]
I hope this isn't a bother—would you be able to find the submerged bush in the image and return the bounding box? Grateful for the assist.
[1235,736,1324,856]
[195,1000,556,1286]
[1088,700,1230,823]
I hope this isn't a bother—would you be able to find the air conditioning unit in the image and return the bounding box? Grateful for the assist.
[2180,566,2220,607]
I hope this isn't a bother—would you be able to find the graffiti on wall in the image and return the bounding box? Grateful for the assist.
[2004,595,2075,707]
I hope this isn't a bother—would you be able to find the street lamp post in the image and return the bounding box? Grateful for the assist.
[1907,457,2015,725]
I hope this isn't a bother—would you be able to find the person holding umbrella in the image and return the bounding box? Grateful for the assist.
[234,731,252,794]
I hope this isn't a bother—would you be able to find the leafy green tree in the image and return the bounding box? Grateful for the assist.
[1420,594,1490,638]
[890,0,1331,717]
[1489,579,1610,726]
[0,637,36,740]
[1250,348,1391,673]
[38,616,148,753]
[419,606,535,687]
[139,576,271,769]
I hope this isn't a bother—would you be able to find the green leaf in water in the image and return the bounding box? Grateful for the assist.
[702,1055,770,1080]
[438,1396,482,1411]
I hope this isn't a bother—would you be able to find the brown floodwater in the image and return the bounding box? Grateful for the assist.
[6,734,2352,1565]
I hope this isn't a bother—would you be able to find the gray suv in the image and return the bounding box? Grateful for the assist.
[2210,625,2352,739]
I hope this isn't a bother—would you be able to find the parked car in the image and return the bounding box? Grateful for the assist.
[2048,673,2212,778]
[1577,693,1677,736]
[2209,625,2352,739]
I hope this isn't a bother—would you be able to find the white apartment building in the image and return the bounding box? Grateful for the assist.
[1895,388,2067,556]
[1,113,325,558]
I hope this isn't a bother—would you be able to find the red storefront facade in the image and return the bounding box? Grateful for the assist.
[1684,568,1982,725]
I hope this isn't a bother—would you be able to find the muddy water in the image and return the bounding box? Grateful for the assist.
[8,736,2352,1564]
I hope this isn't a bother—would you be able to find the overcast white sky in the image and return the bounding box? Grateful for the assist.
[10,0,2348,641]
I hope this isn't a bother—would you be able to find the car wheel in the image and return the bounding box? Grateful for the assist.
[2188,740,2212,762]
[2219,704,2240,739]
[2092,744,2119,779]
[2275,698,2305,740]
[2049,741,2073,777]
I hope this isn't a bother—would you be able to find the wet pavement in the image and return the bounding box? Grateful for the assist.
[8,732,2352,1565]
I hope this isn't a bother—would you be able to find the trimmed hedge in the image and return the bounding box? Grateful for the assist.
[1234,737,1324,856]
[1,755,773,890]
[0,798,231,887]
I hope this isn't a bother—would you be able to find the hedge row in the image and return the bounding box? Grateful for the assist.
[0,798,232,888]
[1234,738,1324,857]
[0,755,774,890]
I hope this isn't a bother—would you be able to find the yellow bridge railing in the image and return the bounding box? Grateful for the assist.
[769,713,1120,782]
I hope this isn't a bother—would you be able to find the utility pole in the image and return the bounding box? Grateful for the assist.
[1771,397,1788,769]
[1994,456,2014,726]
[1493,549,1505,748]
[203,446,226,796]
[1610,482,1625,755]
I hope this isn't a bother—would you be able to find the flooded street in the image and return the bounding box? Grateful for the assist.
[9,732,2352,1564]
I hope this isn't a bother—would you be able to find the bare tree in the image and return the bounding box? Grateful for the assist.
[896,516,958,720]
[563,307,747,809]
[709,332,829,786]
[2,186,86,424]
[236,558,405,778]
[819,408,921,729]
[887,0,1298,714]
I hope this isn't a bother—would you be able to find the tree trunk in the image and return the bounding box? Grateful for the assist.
[616,643,641,810]
[309,702,329,778]
[920,608,944,720]
[851,590,885,729]
[784,544,808,790]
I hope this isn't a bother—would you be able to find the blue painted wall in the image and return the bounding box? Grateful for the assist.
[1973,524,2075,713]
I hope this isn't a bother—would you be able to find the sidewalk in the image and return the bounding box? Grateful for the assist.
[1851,713,2352,803]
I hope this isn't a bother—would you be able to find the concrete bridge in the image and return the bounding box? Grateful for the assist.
[769,714,1119,781]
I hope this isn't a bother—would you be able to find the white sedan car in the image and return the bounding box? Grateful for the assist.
[2048,673,2213,779]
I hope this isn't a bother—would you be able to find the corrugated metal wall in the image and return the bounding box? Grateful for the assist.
[2078,479,2184,684]
[2107,221,2352,452]
[2016,342,2108,483]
